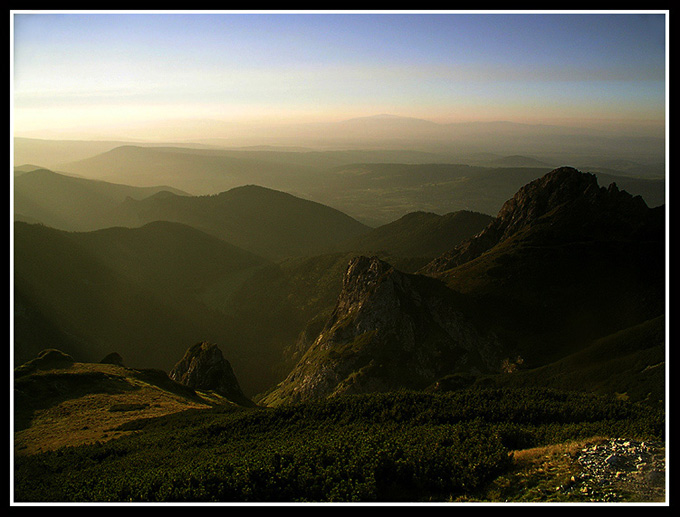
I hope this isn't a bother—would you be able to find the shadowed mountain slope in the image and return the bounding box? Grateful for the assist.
[422,166,666,367]
[118,185,371,260]
[486,315,666,408]
[340,210,493,259]
[71,220,267,295]
[13,221,271,394]
[13,168,188,231]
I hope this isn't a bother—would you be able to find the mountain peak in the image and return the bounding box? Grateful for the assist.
[424,166,654,273]
[260,256,503,406]
[493,166,648,234]
[340,256,395,302]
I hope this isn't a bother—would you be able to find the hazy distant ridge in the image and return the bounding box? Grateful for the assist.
[14,168,188,231]
[118,185,371,260]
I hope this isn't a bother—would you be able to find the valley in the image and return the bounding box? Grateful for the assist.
[11,137,667,504]
[11,9,669,505]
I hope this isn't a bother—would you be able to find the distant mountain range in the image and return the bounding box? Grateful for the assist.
[476,155,553,168]
[14,168,188,231]
[22,113,662,163]
[311,162,665,225]
[14,136,665,226]
[340,210,493,259]
[116,185,371,260]
[14,168,371,261]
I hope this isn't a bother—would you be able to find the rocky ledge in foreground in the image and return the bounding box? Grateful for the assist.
[562,438,666,502]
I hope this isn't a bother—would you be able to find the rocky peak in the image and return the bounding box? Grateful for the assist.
[169,342,255,407]
[335,256,402,316]
[424,166,655,273]
[260,256,503,406]
[494,167,647,236]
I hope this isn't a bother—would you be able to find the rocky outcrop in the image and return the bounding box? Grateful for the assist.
[423,166,657,274]
[99,352,124,366]
[169,342,255,407]
[260,256,504,406]
[564,438,665,502]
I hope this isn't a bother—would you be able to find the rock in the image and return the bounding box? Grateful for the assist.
[169,342,255,407]
[260,256,503,405]
[99,352,124,366]
[423,166,656,274]
[604,453,625,468]
[574,438,666,501]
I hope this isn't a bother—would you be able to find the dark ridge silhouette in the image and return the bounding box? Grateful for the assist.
[119,185,371,260]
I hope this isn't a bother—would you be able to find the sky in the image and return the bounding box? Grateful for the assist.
[11,10,668,140]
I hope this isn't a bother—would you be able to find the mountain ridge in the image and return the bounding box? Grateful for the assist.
[13,167,188,232]
[421,166,665,370]
[119,184,371,260]
[12,220,273,394]
[260,166,665,405]
[339,210,494,260]
[422,166,659,274]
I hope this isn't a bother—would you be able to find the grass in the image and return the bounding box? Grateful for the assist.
[13,362,230,457]
[461,438,603,502]
[13,387,664,503]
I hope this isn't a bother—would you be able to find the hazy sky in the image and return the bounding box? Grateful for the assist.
[12,10,667,139]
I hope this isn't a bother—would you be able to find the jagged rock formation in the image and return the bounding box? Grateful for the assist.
[419,166,665,370]
[169,342,255,407]
[260,256,504,406]
[262,167,665,406]
[423,166,659,274]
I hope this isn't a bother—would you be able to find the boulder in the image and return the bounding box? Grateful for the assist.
[99,352,124,366]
